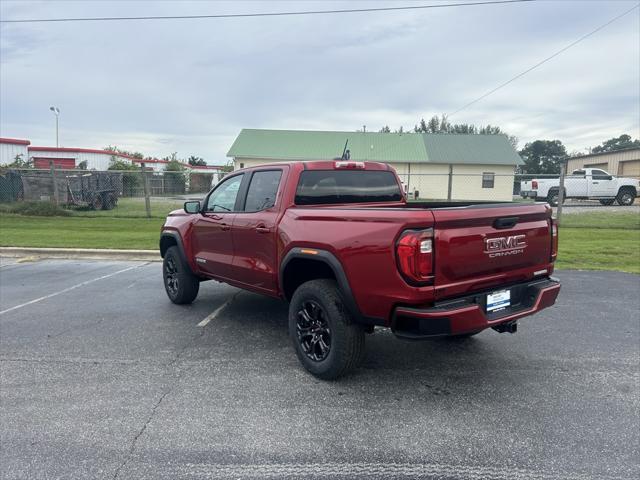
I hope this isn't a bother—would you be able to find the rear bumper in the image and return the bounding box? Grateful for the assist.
[521,190,538,199]
[391,277,561,339]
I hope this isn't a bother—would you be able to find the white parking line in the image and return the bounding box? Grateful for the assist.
[0,264,145,316]
[197,293,238,327]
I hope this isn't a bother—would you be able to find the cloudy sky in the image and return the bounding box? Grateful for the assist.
[1,0,638,164]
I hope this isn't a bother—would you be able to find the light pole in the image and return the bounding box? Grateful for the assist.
[49,106,60,147]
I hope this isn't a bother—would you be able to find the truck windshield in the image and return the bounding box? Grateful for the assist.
[295,170,402,205]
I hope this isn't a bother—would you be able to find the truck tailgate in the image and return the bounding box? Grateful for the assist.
[432,204,552,299]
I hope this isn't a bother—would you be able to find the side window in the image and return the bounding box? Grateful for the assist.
[572,169,586,178]
[244,170,283,211]
[482,172,495,189]
[591,169,610,180]
[205,174,243,212]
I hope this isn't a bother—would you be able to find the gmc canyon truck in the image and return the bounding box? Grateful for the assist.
[520,168,638,206]
[160,161,561,379]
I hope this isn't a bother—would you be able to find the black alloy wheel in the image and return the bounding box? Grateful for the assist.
[296,300,331,362]
[162,245,199,304]
[164,255,179,297]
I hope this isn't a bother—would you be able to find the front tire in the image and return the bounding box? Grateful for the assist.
[163,246,199,304]
[289,279,365,380]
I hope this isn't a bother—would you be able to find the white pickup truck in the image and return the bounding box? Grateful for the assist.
[520,168,639,206]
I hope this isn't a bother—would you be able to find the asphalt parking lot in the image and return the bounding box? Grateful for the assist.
[1,259,638,480]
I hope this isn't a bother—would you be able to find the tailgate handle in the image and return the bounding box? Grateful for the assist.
[494,217,519,229]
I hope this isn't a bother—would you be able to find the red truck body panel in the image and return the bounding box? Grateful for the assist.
[161,160,560,335]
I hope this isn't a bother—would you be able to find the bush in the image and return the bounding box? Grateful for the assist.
[2,201,72,217]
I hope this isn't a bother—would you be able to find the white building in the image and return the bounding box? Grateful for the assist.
[0,137,30,165]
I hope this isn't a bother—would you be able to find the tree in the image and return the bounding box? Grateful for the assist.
[163,153,187,194]
[5,153,32,168]
[104,145,143,159]
[164,153,185,172]
[108,157,142,196]
[188,155,207,167]
[518,140,567,175]
[591,134,640,154]
[108,158,138,171]
[378,125,404,133]
[411,115,518,148]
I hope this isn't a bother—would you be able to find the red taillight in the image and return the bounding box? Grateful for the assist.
[532,180,538,190]
[551,219,558,261]
[396,229,434,284]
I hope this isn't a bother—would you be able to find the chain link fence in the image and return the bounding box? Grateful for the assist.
[0,165,633,221]
[0,166,221,218]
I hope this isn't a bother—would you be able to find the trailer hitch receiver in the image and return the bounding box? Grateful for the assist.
[492,322,518,334]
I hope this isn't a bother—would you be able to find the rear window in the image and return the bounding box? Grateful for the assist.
[295,170,402,205]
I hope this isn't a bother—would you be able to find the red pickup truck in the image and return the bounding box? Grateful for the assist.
[160,161,560,379]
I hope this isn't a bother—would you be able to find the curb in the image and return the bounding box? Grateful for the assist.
[0,247,161,262]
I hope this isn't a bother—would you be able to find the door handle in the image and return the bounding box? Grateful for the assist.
[220,223,230,231]
[255,226,270,234]
[592,182,599,184]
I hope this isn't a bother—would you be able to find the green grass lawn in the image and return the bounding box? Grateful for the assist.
[0,197,191,219]
[0,210,638,273]
[0,214,163,250]
[71,197,187,218]
[560,211,640,230]
[556,228,639,274]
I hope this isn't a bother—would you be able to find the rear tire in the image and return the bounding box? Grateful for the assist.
[546,189,564,207]
[289,279,365,380]
[616,188,636,206]
[599,199,615,206]
[163,246,199,304]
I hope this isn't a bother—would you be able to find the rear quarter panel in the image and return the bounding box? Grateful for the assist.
[278,207,435,321]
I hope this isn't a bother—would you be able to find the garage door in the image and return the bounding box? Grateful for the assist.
[33,157,76,169]
[584,162,608,170]
[619,160,640,178]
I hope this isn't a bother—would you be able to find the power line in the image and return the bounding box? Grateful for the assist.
[448,2,640,117]
[0,0,535,24]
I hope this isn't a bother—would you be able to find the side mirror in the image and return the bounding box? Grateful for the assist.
[184,201,201,214]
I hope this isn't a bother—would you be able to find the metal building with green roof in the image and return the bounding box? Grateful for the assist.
[227,129,522,201]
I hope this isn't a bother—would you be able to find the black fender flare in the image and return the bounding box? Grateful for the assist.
[159,231,195,275]
[280,247,383,326]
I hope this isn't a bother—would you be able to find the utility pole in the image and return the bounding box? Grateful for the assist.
[49,106,60,147]
[141,162,151,218]
[556,157,567,225]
